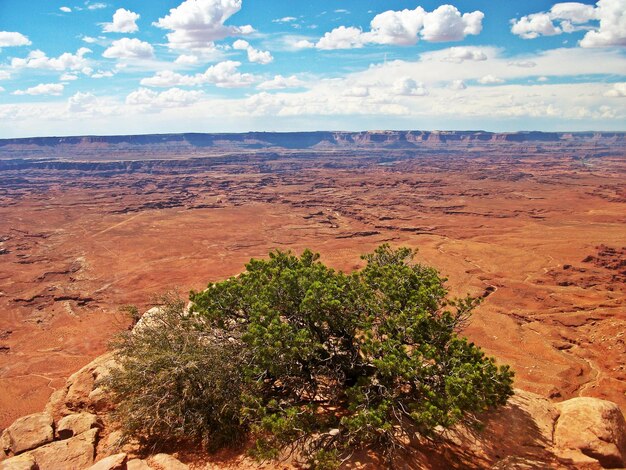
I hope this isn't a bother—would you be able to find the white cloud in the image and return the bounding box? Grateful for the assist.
[0,86,4,93]
[316,5,484,49]
[91,70,115,78]
[0,31,31,48]
[68,92,97,112]
[550,3,598,23]
[439,46,488,63]
[175,54,199,65]
[140,60,255,88]
[317,26,366,50]
[580,0,626,47]
[14,83,65,96]
[60,6,72,13]
[343,86,369,97]
[449,79,467,90]
[293,39,315,49]
[87,2,108,10]
[511,0,626,47]
[103,8,140,33]
[508,60,537,68]
[103,38,154,59]
[233,39,273,64]
[421,6,484,42]
[478,75,504,85]
[511,13,562,39]
[257,75,305,90]
[273,17,297,23]
[11,48,91,71]
[60,73,78,81]
[154,0,253,51]
[604,82,626,97]
[393,78,428,96]
[126,87,204,110]
[0,71,11,80]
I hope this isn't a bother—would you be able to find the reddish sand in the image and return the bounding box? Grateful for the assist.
[0,135,624,429]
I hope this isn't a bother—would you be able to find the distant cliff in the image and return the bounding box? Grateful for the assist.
[0,130,624,165]
[1,130,624,150]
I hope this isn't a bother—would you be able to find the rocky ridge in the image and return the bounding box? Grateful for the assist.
[1,346,625,470]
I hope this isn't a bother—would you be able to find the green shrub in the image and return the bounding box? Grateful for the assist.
[107,245,514,466]
[104,292,248,450]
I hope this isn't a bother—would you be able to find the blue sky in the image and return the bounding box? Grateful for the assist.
[0,0,624,137]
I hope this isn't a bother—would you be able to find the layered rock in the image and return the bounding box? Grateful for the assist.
[1,351,625,469]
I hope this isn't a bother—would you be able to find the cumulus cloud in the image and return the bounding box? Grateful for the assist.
[604,82,626,97]
[68,92,97,112]
[511,0,626,47]
[293,39,315,49]
[14,83,65,96]
[439,46,488,63]
[154,0,253,51]
[140,60,255,88]
[393,78,428,96]
[0,71,11,80]
[60,6,72,13]
[232,39,273,64]
[126,87,204,110]
[257,75,305,90]
[478,75,504,85]
[315,5,484,50]
[0,31,31,48]
[103,8,140,33]
[11,48,91,71]
[511,12,563,39]
[317,26,366,50]
[175,54,199,65]
[449,79,467,90]
[103,38,154,59]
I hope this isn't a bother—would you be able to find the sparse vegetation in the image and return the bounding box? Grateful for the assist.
[106,245,514,467]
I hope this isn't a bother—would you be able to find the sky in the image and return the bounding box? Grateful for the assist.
[0,0,625,137]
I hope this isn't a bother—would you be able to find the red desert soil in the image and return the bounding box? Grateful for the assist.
[0,131,624,429]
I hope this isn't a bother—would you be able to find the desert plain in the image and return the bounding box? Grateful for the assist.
[0,130,624,430]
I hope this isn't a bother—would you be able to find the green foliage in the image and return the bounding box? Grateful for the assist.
[104,292,248,450]
[107,245,514,466]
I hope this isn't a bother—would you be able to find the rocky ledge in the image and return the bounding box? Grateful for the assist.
[1,352,625,470]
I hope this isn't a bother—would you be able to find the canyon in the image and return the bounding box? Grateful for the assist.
[0,130,624,436]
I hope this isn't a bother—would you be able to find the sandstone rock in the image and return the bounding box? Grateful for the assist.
[0,412,53,455]
[98,429,124,456]
[27,427,98,470]
[0,453,37,470]
[127,459,152,470]
[65,353,116,410]
[150,453,188,470]
[555,397,626,468]
[57,412,99,439]
[87,453,127,470]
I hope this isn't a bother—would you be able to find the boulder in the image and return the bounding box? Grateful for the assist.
[555,397,626,468]
[0,412,54,456]
[65,353,116,410]
[150,453,188,470]
[87,453,127,470]
[0,453,37,470]
[27,427,98,470]
[127,459,152,470]
[57,412,98,439]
